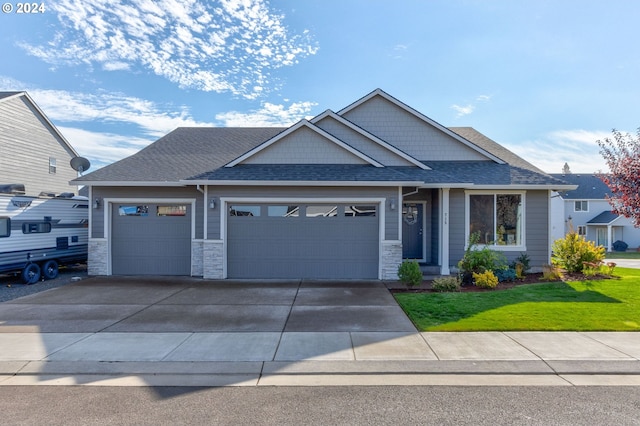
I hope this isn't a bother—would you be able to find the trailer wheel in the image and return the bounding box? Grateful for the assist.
[21,263,41,284]
[42,260,59,280]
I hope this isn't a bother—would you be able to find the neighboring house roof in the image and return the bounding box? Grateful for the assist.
[0,91,79,158]
[587,210,621,225]
[550,173,611,199]
[76,89,574,190]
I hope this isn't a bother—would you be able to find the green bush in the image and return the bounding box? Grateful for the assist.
[551,232,605,273]
[431,276,461,292]
[458,231,507,283]
[398,260,422,287]
[473,270,499,289]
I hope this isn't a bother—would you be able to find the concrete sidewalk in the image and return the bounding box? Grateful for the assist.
[1,331,640,386]
[0,277,639,387]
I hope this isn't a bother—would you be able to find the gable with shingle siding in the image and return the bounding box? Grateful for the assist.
[239,125,371,165]
[340,95,490,162]
[313,115,418,167]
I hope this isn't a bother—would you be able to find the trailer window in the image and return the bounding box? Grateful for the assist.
[0,217,9,238]
[22,222,52,234]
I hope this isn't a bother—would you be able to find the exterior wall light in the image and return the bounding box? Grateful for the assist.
[93,198,101,209]
[209,198,216,209]
[389,198,396,211]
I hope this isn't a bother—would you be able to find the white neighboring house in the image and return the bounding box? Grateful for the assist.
[550,173,640,251]
[0,91,81,196]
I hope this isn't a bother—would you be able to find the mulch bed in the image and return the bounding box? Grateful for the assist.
[390,272,613,293]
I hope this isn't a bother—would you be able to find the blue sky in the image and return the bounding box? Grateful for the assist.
[1,0,638,173]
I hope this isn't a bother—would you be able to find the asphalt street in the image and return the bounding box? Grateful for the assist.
[1,385,639,425]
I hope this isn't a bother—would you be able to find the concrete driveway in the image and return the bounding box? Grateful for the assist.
[2,276,640,387]
[0,276,416,334]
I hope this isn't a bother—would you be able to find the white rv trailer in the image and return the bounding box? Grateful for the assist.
[0,188,88,283]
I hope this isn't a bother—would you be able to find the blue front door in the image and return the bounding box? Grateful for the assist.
[402,203,423,260]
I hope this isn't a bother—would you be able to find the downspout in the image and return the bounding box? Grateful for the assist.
[402,187,420,198]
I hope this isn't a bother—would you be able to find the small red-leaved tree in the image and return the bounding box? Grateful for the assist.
[596,128,640,227]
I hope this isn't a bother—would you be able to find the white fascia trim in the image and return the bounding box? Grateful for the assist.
[310,110,430,170]
[466,184,578,190]
[224,119,384,168]
[184,180,425,187]
[337,89,506,164]
[73,181,186,187]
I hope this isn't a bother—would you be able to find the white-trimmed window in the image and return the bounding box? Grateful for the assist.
[574,200,588,212]
[467,191,525,249]
[48,157,56,174]
[577,225,587,236]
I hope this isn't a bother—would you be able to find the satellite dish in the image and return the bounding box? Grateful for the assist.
[70,157,91,175]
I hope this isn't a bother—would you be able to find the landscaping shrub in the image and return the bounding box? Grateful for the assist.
[551,232,605,273]
[473,270,499,289]
[398,260,422,287]
[510,253,531,277]
[494,268,517,282]
[458,232,507,284]
[542,264,563,281]
[431,276,461,292]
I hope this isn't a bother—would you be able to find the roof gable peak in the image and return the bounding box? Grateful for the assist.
[339,88,505,164]
[225,119,384,168]
[311,110,430,170]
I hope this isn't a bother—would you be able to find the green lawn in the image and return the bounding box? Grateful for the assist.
[394,267,640,331]
[606,251,640,259]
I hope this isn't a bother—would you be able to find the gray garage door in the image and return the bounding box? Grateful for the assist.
[111,203,191,275]
[227,204,379,279]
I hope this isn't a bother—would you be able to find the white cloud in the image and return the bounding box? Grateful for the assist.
[451,104,475,117]
[505,129,612,174]
[27,88,215,137]
[215,100,317,126]
[18,0,318,99]
[0,76,217,167]
[57,126,150,169]
[451,94,492,118]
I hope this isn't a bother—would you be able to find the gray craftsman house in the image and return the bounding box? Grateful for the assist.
[75,89,573,279]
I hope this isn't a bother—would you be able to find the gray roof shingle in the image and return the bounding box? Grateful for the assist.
[76,124,570,188]
[550,174,611,199]
[587,210,619,224]
[75,127,285,182]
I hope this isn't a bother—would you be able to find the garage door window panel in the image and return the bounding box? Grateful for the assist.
[268,205,300,217]
[306,205,338,217]
[230,205,261,216]
[119,205,149,216]
[157,205,187,216]
[346,205,377,217]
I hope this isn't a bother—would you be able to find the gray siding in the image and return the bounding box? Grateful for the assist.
[207,186,399,241]
[91,186,204,239]
[342,96,489,162]
[0,95,78,196]
[448,189,467,266]
[524,190,550,268]
[314,116,415,166]
[448,189,551,270]
[241,126,369,165]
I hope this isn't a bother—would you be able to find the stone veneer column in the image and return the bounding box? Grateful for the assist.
[203,240,224,279]
[381,240,402,280]
[191,240,204,276]
[88,239,108,275]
